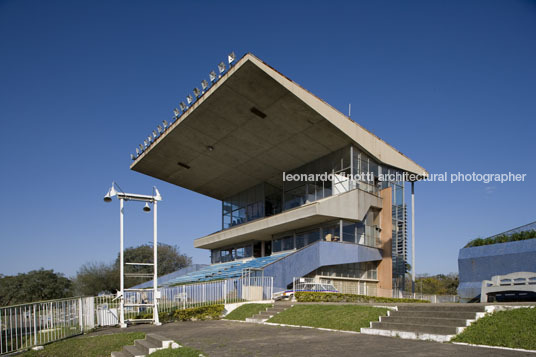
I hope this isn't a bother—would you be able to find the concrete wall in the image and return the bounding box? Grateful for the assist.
[457,238,536,301]
[264,241,381,292]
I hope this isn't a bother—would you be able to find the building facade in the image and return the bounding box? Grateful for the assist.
[131,53,426,295]
[458,221,536,301]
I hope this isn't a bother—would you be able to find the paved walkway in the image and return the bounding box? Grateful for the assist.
[90,320,533,357]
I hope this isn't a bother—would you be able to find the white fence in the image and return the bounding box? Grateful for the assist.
[295,277,459,303]
[0,276,273,355]
[0,297,85,355]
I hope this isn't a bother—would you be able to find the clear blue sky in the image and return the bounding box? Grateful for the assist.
[1,0,535,278]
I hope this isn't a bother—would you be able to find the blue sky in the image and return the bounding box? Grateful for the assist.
[0,0,535,278]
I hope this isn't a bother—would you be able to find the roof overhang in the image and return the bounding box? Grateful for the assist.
[131,53,427,200]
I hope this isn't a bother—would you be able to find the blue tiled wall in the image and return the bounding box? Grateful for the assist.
[264,241,382,292]
[457,238,536,301]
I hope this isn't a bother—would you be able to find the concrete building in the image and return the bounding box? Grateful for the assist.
[131,53,426,295]
[458,221,536,302]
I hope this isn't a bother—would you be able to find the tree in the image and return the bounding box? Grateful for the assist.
[74,243,192,296]
[116,243,192,288]
[0,269,73,306]
[405,273,459,295]
[73,262,118,296]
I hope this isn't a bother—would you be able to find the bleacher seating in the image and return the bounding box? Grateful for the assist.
[160,252,291,286]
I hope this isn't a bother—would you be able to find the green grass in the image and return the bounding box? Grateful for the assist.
[224,303,273,321]
[21,332,145,357]
[452,308,536,350]
[151,346,204,356]
[267,304,389,332]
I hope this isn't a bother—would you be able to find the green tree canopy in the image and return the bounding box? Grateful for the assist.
[73,261,118,296]
[74,243,191,296]
[0,269,73,306]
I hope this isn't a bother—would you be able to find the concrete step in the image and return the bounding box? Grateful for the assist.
[145,333,176,348]
[396,305,485,313]
[370,321,458,335]
[123,344,146,357]
[111,351,129,357]
[381,315,468,327]
[134,339,160,355]
[361,327,454,343]
[390,310,478,319]
[267,306,288,312]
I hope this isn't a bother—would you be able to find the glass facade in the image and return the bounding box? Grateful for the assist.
[272,217,380,253]
[211,243,253,264]
[216,145,408,288]
[221,145,385,231]
[312,261,378,280]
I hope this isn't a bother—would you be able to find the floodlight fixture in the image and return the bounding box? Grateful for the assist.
[201,80,208,91]
[173,108,180,118]
[179,102,187,111]
[103,182,118,202]
[187,94,193,104]
[143,202,151,212]
[218,62,226,74]
[209,71,217,82]
[228,52,235,64]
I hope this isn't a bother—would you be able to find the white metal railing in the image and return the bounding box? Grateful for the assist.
[0,276,273,355]
[397,292,460,303]
[0,297,88,355]
[292,277,459,303]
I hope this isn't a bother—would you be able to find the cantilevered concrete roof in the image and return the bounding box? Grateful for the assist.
[131,53,427,200]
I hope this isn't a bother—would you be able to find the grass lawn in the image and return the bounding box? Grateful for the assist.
[224,303,272,321]
[151,346,204,356]
[267,304,389,332]
[21,332,145,357]
[452,307,536,350]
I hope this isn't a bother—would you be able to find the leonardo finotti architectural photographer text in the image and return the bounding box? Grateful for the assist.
[283,172,527,184]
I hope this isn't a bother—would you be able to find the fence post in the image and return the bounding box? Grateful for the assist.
[223,281,227,304]
[33,304,37,346]
[78,298,83,332]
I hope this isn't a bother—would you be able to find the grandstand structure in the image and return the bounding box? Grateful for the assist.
[131,53,426,295]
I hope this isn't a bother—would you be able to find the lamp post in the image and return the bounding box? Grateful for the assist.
[104,182,162,327]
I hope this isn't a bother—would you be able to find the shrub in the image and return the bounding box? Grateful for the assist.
[294,292,428,303]
[135,304,224,323]
[465,230,536,248]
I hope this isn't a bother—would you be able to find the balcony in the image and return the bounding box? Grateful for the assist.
[194,187,382,250]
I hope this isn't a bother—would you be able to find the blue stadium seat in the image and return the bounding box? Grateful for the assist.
[161,252,291,286]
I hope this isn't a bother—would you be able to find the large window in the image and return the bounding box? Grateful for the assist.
[211,244,253,263]
[222,184,265,229]
[313,261,378,280]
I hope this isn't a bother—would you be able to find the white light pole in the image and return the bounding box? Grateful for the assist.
[411,181,416,295]
[104,182,162,328]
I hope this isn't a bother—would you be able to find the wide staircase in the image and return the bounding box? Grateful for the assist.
[111,333,179,357]
[361,304,486,342]
[246,301,294,323]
